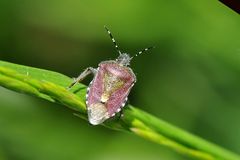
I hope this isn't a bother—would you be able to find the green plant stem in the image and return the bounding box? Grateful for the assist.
[0,60,239,160]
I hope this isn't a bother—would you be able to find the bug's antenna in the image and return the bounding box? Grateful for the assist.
[104,26,121,55]
[133,46,154,58]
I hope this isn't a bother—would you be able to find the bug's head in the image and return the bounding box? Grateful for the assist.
[116,53,132,66]
[116,46,154,66]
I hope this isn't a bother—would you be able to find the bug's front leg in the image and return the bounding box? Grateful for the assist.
[68,67,97,89]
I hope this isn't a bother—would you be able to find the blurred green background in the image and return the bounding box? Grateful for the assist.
[0,0,240,159]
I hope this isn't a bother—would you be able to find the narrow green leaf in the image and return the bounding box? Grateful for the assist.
[0,60,239,160]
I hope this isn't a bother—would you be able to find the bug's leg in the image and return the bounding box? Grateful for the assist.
[119,109,124,118]
[114,109,124,122]
[68,67,96,89]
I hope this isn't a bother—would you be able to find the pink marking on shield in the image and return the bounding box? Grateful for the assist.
[87,61,135,116]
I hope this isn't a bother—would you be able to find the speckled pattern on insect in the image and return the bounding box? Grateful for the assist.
[68,26,153,125]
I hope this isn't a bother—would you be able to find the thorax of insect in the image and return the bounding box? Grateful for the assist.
[68,26,153,125]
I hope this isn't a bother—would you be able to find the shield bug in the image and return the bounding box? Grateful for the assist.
[68,26,153,125]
